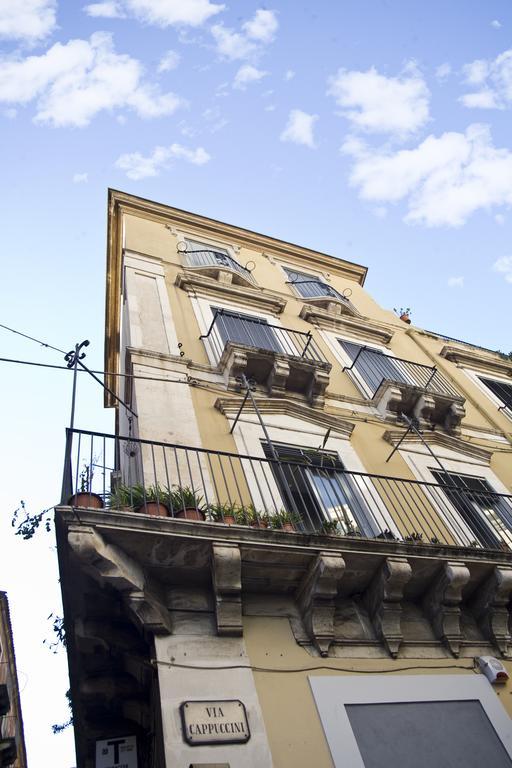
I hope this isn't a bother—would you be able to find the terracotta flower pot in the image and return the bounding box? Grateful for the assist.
[222,514,236,525]
[250,520,269,529]
[400,314,411,324]
[282,522,295,533]
[175,507,205,521]
[68,492,104,509]
[136,501,168,517]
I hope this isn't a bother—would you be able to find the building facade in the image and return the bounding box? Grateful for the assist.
[57,189,512,767]
[0,593,27,768]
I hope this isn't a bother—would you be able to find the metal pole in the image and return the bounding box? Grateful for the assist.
[61,339,89,502]
[229,389,250,434]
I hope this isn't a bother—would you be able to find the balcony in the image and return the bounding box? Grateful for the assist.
[183,247,256,287]
[201,309,331,405]
[288,277,357,316]
[63,429,512,554]
[342,344,466,429]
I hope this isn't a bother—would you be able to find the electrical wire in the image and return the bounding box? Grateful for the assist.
[0,321,66,355]
[150,659,476,674]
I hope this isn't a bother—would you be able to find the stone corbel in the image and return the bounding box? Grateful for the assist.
[216,270,234,285]
[413,393,436,425]
[422,561,470,657]
[470,566,512,657]
[221,345,248,387]
[307,366,330,407]
[267,357,290,396]
[365,556,412,658]
[374,384,403,418]
[295,551,345,656]
[444,401,466,432]
[68,527,172,635]
[211,542,242,636]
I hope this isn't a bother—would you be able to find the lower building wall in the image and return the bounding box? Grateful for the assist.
[243,616,512,768]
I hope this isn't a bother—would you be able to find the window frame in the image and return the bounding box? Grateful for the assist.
[310,674,512,768]
[462,368,512,421]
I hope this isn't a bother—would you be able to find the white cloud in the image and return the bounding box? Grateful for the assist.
[116,142,210,179]
[83,2,124,18]
[3,107,17,118]
[284,69,295,81]
[242,9,278,43]
[0,0,56,42]
[447,276,464,287]
[491,19,502,29]
[493,255,512,283]
[211,9,278,60]
[461,50,512,109]
[233,64,267,90]
[327,62,429,138]
[280,109,318,148]
[158,49,180,72]
[342,123,512,227]
[86,0,224,25]
[0,32,183,127]
[435,62,451,81]
[72,172,88,183]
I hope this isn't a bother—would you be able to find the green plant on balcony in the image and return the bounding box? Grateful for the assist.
[270,508,298,532]
[246,504,270,528]
[405,531,423,543]
[168,486,205,520]
[344,520,361,537]
[108,483,145,511]
[208,501,245,525]
[319,519,341,536]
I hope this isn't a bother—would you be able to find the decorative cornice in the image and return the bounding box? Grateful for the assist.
[440,345,512,378]
[300,305,393,345]
[175,271,287,315]
[383,429,494,463]
[215,395,355,437]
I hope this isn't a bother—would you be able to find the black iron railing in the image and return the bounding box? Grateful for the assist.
[62,429,512,552]
[342,345,461,400]
[200,309,328,364]
[184,249,256,284]
[288,279,349,303]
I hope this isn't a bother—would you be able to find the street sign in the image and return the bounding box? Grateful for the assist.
[96,735,137,768]
[180,700,250,746]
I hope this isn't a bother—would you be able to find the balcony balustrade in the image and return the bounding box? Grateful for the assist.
[63,429,512,554]
[342,344,466,429]
[184,248,256,286]
[200,309,331,404]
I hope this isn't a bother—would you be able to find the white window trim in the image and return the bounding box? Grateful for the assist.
[176,229,240,260]
[309,674,512,768]
[399,444,512,546]
[229,414,399,536]
[191,294,284,367]
[464,367,512,420]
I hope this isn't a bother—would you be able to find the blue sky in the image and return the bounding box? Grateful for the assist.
[1,1,512,765]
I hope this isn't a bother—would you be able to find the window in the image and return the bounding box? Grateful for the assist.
[479,376,512,414]
[262,443,375,535]
[184,239,254,282]
[212,307,282,353]
[431,469,512,549]
[310,675,512,768]
[284,268,346,301]
[339,340,407,397]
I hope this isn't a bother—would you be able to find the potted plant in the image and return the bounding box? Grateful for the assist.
[270,509,298,533]
[108,482,143,512]
[405,531,423,543]
[169,486,205,521]
[247,505,270,529]
[319,519,340,536]
[68,465,104,509]
[136,484,169,517]
[344,520,362,537]
[209,502,248,525]
[394,306,411,324]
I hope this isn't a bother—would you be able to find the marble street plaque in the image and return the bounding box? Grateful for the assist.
[180,700,250,745]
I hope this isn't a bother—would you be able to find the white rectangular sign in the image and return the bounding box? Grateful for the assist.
[181,700,250,745]
[96,735,137,768]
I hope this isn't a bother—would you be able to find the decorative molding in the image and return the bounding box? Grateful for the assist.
[300,305,393,345]
[296,551,345,656]
[364,556,412,658]
[383,429,493,463]
[211,542,243,636]
[441,346,512,378]
[175,271,287,315]
[68,526,172,635]
[215,395,355,438]
[422,561,470,657]
[470,566,512,657]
